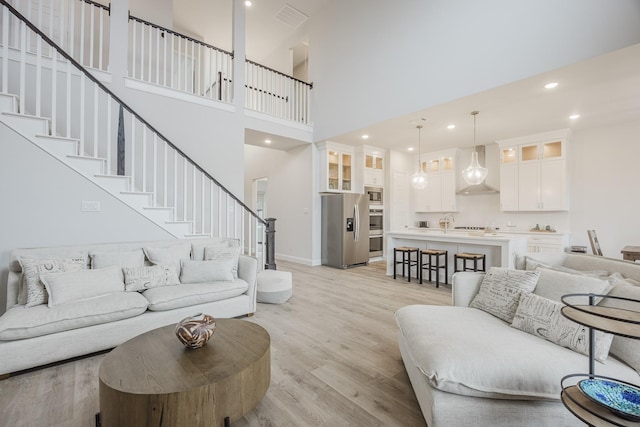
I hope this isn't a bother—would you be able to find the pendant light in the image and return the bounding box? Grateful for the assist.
[461,111,488,185]
[411,125,427,189]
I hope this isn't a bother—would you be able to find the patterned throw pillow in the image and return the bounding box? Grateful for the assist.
[19,255,87,307]
[123,265,180,292]
[204,246,241,279]
[512,292,614,362]
[469,267,540,323]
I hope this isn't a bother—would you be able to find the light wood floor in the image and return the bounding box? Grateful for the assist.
[0,260,452,427]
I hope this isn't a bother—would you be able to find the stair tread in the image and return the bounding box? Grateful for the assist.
[2,111,50,121]
[143,206,173,211]
[35,134,79,142]
[94,173,131,179]
[67,154,106,161]
[120,190,153,195]
[165,220,195,224]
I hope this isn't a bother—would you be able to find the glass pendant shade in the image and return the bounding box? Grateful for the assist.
[411,124,427,189]
[462,110,488,185]
[461,151,488,185]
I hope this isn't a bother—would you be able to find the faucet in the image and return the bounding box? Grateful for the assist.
[440,213,455,234]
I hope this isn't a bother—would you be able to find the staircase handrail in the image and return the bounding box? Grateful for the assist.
[0,0,266,228]
[79,0,109,11]
[128,12,234,57]
[246,58,313,88]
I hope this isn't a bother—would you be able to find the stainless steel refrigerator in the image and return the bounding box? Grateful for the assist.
[321,192,370,268]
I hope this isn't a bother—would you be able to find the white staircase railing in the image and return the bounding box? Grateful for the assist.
[128,14,234,103]
[0,0,273,267]
[6,0,109,72]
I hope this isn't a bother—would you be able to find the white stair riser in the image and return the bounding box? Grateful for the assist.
[1,113,49,136]
[0,94,18,113]
[66,156,105,176]
[93,175,130,194]
[143,208,174,224]
[164,222,194,237]
[119,193,153,211]
[34,136,78,158]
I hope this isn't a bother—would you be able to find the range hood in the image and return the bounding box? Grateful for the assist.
[457,146,499,195]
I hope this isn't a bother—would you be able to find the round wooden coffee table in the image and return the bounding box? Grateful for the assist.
[98,319,270,427]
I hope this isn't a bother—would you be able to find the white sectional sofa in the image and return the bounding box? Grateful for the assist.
[0,238,258,376]
[396,252,640,427]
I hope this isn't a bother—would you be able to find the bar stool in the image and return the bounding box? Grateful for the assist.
[393,246,419,282]
[454,252,486,272]
[420,249,448,288]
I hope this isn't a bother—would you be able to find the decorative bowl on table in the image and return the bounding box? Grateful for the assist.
[578,378,640,421]
[175,313,216,349]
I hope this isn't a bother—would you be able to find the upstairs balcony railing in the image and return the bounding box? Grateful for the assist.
[128,13,234,103]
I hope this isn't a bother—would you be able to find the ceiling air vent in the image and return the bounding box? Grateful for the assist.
[274,4,308,29]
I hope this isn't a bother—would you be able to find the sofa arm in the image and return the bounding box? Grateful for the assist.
[452,272,485,307]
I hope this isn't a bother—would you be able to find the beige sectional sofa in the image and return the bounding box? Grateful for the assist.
[0,238,258,376]
[396,252,640,427]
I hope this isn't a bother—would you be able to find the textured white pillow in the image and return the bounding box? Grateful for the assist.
[204,246,241,279]
[123,265,180,292]
[469,267,540,322]
[180,259,235,283]
[512,292,614,362]
[90,249,145,269]
[40,265,125,307]
[533,267,611,303]
[19,255,87,307]
[143,243,191,275]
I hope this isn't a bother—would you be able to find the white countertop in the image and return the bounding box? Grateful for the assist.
[407,228,569,236]
[387,229,529,243]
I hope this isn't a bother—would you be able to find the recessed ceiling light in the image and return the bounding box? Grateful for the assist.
[447,124,456,130]
[408,147,415,152]
[362,134,369,139]
[569,114,580,120]
[245,0,252,6]
[264,139,271,144]
[544,82,558,89]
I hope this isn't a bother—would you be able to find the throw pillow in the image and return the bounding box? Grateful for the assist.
[204,245,241,279]
[469,267,540,323]
[123,265,180,292]
[180,259,236,283]
[40,265,125,307]
[90,249,145,269]
[597,283,640,372]
[191,240,231,261]
[143,243,191,275]
[512,292,614,362]
[533,267,611,303]
[19,255,87,307]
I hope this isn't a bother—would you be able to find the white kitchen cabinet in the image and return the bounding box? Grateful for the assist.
[497,130,570,211]
[355,145,386,189]
[318,141,354,192]
[414,149,457,212]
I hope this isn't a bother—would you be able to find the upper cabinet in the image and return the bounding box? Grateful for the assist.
[358,145,386,188]
[414,149,457,212]
[496,129,571,211]
[318,141,354,192]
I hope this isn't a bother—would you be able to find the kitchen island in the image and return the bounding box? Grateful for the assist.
[386,229,529,281]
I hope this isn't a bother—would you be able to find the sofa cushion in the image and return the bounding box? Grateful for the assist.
[525,258,608,279]
[19,254,88,307]
[191,239,238,261]
[90,249,145,269]
[123,265,180,292]
[469,267,540,322]
[0,292,148,340]
[143,243,191,276]
[395,305,638,400]
[180,259,236,283]
[143,279,249,311]
[512,293,613,362]
[204,246,241,279]
[597,283,640,373]
[533,267,611,303]
[40,265,125,307]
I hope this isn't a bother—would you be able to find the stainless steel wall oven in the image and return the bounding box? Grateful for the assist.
[368,206,383,257]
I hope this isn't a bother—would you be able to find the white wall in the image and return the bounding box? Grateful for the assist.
[309,0,640,141]
[244,144,315,264]
[0,124,174,315]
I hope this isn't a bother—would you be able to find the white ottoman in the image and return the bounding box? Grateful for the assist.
[256,270,292,304]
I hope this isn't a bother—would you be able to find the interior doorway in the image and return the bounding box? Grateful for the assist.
[253,177,268,257]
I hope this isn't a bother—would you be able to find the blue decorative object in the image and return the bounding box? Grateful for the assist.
[579,379,640,421]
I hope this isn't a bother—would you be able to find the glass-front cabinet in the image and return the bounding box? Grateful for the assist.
[318,141,354,192]
[414,149,457,212]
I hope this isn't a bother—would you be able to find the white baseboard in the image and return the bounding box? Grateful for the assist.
[275,253,318,266]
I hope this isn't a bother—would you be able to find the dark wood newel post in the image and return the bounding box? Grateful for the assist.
[265,218,277,270]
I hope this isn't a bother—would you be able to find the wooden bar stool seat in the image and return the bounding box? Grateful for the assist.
[454,252,486,272]
[393,246,419,282]
[420,249,448,288]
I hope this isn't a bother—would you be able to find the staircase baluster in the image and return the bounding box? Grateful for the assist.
[93,82,98,157]
[79,0,84,65]
[98,6,103,70]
